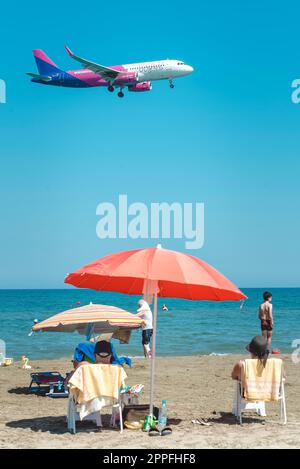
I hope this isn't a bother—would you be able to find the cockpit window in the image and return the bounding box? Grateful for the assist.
[177,62,185,65]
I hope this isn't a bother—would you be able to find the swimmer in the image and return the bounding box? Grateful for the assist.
[28,319,38,337]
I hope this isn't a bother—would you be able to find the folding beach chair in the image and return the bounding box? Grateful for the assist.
[29,372,68,397]
[232,358,287,425]
[67,364,125,434]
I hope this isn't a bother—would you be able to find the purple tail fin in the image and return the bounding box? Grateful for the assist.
[33,50,62,75]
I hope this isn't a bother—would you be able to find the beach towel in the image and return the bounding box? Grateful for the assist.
[74,342,96,363]
[241,358,282,402]
[73,341,132,367]
[69,364,127,403]
[68,363,127,420]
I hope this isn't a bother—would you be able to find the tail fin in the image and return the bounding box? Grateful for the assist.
[33,50,62,75]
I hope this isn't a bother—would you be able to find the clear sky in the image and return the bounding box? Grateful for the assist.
[0,0,299,288]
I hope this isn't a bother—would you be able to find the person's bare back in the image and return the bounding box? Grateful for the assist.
[258,301,272,321]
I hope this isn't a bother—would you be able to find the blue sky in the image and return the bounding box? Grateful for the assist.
[0,0,299,288]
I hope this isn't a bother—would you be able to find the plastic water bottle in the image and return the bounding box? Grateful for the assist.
[157,400,167,432]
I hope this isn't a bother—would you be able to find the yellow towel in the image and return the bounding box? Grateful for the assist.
[69,363,127,404]
[242,358,282,402]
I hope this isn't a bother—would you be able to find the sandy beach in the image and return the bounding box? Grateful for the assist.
[0,355,299,449]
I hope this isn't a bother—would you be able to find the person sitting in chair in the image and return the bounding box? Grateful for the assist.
[67,340,116,384]
[94,340,113,364]
[231,335,269,381]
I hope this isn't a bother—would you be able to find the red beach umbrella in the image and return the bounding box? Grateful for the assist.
[65,246,246,301]
[65,245,246,417]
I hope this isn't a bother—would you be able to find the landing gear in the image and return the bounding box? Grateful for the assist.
[117,91,124,98]
[169,79,174,89]
[108,85,114,92]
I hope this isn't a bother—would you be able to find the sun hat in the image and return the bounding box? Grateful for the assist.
[246,335,268,358]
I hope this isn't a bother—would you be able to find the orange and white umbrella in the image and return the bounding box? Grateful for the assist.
[33,303,144,343]
[65,244,246,416]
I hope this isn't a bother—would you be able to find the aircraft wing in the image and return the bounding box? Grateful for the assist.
[65,46,122,79]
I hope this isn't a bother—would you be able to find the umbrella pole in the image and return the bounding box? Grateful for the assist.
[149,291,157,418]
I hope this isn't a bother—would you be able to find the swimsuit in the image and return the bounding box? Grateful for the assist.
[261,319,273,332]
[142,329,153,345]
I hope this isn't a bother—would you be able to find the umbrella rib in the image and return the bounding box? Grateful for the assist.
[175,255,197,300]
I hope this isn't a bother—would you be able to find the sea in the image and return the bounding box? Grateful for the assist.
[0,288,299,361]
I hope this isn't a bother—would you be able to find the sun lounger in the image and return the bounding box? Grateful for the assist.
[29,372,68,397]
[232,358,287,424]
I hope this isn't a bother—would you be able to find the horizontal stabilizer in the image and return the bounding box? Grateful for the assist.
[26,72,52,82]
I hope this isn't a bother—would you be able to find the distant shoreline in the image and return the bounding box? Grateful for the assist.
[4,353,292,364]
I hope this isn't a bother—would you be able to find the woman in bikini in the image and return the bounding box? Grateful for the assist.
[258,291,273,352]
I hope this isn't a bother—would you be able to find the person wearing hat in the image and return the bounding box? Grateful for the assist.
[94,340,114,364]
[231,336,269,381]
[66,340,115,384]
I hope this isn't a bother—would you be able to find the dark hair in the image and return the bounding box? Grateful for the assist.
[263,291,272,301]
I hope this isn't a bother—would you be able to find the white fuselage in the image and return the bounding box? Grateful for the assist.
[123,59,194,82]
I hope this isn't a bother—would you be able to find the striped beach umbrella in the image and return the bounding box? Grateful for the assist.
[33,303,144,343]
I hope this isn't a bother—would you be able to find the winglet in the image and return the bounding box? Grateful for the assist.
[65,45,73,57]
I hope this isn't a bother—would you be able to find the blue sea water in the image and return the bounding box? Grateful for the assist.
[0,289,299,360]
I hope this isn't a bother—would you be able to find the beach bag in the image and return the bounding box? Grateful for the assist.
[123,404,159,422]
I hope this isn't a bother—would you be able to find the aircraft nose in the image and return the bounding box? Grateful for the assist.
[186,65,194,74]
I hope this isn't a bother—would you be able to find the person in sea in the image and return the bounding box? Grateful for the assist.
[231,335,269,381]
[258,291,274,352]
[136,299,153,358]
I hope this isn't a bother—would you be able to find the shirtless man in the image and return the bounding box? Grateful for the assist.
[258,291,273,352]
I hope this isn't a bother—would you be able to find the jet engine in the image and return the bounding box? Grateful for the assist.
[128,81,152,92]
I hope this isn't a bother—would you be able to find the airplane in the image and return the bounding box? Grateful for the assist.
[27,46,194,98]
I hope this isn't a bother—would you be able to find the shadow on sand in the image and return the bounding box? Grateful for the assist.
[6,415,183,435]
[8,386,47,396]
[6,414,127,434]
[203,412,266,426]
[6,416,68,434]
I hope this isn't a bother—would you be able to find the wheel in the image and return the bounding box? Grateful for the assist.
[170,83,174,89]
[117,91,124,98]
[108,86,114,92]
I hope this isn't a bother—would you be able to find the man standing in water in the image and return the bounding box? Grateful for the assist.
[136,299,153,358]
[258,291,274,352]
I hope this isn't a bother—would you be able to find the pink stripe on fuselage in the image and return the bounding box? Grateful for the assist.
[68,65,126,86]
